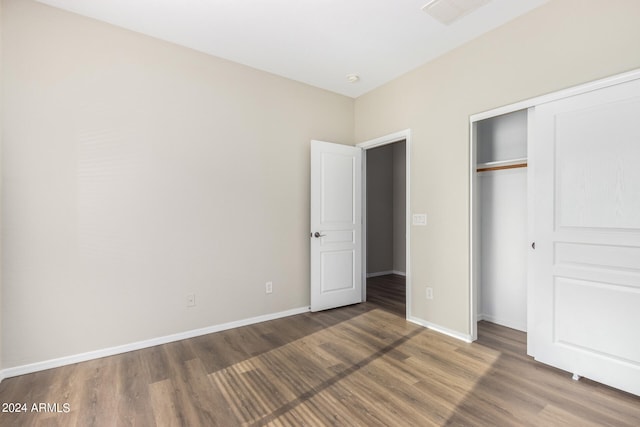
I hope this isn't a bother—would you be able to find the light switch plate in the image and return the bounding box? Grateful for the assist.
[412,213,427,226]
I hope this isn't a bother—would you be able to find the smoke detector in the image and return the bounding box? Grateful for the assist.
[422,0,491,25]
[346,74,360,83]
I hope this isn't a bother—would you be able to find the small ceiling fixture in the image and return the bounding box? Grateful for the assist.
[346,73,360,83]
[422,0,491,25]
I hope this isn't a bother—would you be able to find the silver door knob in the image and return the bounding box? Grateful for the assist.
[314,232,326,238]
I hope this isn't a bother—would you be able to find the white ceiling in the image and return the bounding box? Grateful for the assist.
[36,0,549,98]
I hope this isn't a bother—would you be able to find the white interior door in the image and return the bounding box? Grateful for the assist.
[310,140,362,312]
[529,78,640,396]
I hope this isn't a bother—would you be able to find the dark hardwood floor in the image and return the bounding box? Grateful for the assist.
[1,274,639,426]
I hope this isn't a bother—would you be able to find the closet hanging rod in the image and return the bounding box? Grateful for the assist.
[476,162,527,172]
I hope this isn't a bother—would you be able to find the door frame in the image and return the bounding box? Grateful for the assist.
[468,68,640,341]
[357,129,412,319]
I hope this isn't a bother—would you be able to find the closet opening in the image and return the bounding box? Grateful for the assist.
[471,109,529,339]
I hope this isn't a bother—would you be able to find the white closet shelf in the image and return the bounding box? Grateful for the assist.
[477,158,527,172]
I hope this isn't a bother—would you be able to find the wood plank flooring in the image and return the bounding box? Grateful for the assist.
[1,274,639,426]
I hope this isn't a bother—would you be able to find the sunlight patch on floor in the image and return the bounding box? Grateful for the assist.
[207,309,501,425]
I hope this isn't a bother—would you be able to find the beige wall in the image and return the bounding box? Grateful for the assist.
[366,145,394,273]
[1,0,353,368]
[355,0,640,334]
[392,142,406,273]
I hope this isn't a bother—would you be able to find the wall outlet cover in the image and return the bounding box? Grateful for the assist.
[426,287,434,300]
[413,213,427,226]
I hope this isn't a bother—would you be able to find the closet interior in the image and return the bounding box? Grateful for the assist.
[475,109,528,332]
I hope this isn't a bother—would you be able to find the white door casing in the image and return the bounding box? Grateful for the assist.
[529,78,640,396]
[310,140,362,312]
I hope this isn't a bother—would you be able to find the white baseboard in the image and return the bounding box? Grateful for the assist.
[366,270,406,278]
[408,316,473,343]
[477,313,526,333]
[0,306,310,381]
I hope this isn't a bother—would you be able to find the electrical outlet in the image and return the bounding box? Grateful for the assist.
[186,293,196,307]
[426,287,433,300]
[265,281,273,294]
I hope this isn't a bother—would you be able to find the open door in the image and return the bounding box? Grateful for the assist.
[529,77,640,396]
[310,140,362,312]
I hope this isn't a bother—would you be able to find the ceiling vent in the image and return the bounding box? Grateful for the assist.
[422,0,491,25]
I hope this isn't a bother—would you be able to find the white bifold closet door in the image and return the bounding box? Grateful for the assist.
[529,78,640,396]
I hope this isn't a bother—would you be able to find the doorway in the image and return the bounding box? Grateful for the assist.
[358,130,411,319]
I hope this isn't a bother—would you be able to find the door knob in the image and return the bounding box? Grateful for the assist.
[314,232,326,238]
[531,241,536,250]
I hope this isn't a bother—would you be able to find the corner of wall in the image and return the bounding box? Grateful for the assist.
[1,0,355,369]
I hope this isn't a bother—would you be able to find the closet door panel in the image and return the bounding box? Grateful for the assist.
[530,77,640,396]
